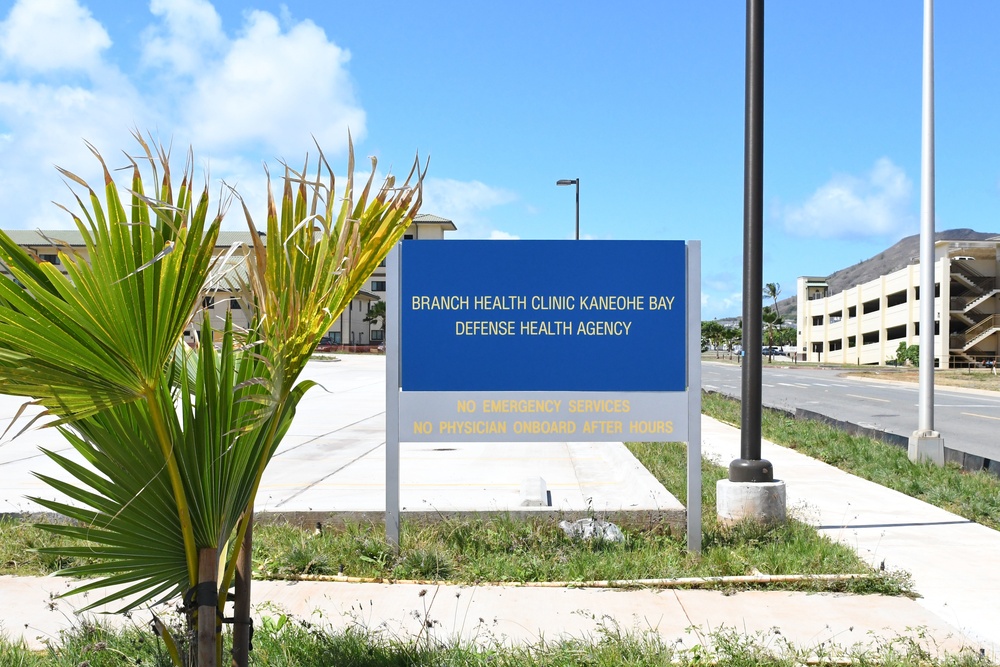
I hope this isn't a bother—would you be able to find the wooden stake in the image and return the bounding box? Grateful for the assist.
[198,547,218,667]
[231,514,253,667]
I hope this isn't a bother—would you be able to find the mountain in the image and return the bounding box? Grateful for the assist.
[772,228,1000,324]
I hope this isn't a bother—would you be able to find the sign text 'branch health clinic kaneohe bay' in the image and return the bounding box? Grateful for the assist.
[395,240,692,443]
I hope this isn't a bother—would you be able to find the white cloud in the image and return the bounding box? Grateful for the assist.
[421,177,517,238]
[0,2,506,239]
[0,77,151,228]
[141,0,225,75]
[489,230,520,240]
[0,0,110,74]
[181,11,363,155]
[700,268,743,319]
[0,1,367,230]
[701,291,743,320]
[781,158,914,239]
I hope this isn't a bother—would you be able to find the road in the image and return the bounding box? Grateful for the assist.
[702,359,1000,465]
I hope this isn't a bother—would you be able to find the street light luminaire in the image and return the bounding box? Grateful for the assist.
[556,178,580,240]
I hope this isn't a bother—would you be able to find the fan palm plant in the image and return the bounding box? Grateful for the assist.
[0,133,423,666]
[762,305,783,361]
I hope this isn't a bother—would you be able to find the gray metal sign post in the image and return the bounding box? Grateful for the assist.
[686,241,702,552]
[385,244,401,548]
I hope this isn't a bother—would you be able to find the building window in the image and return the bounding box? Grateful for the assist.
[886,324,906,341]
[331,331,343,344]
[811,315,824,326]
[862,331,879,345]
[829,339,843,352]
[202,296,215,309]
[371,329,385,342]
[829,310,842,324]
[230,299,241,310]
[371,280,386,291]
[404,234,414,240]
[848,306,857,318]
[848,336,856,348]
[39,254,60,265]
[862,298,880,314]
[886,290,907,308]
[914,284,941,300]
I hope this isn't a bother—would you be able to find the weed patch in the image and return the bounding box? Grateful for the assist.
[0,616,992,666]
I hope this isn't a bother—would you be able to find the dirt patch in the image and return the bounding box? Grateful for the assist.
[847,368,1000,392]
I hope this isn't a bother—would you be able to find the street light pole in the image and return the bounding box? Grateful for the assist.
[714,0,784,530]
[909,0,945,465]
[556,179,580,240]
[730,0,772,484]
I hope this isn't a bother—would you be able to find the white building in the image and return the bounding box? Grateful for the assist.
[326,214,456,347]
[797,239,1000,368]
[1,213,456,350]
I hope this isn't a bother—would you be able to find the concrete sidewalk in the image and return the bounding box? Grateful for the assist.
[2,574,980,659]
[0,355,998,660]
[700,416,1000,658]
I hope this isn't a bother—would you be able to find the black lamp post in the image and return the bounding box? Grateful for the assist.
[729,0,773,484]
[556,178,580,240]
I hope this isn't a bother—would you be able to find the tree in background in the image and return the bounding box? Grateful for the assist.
[894,342,920,367]
[762,305,784,361]
[723,324,742,359]
[364,298,386,332]
[701,320,725,355]
[775,326,797,348]
[764,282,782,318]
[0,134,424,666]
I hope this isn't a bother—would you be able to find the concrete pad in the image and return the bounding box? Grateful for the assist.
[249,355,685,527]
[909,431,945,465]
[716,479,787,525]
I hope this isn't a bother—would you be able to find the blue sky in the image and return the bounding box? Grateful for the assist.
[1,1,998,320]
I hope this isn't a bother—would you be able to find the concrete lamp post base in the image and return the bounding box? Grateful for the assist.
[908,430,944,466]
[716,479,787,527]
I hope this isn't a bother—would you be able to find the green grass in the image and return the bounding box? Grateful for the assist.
[702,391,1000,531]
[244,434,907,596]
[0,616,993,666]
[3,509,899,596]
[251,511,902,595]
[0,516,98,576]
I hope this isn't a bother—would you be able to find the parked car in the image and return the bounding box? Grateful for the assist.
[315,335,336,353]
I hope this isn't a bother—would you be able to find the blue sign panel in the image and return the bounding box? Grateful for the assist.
[400,240,686,392]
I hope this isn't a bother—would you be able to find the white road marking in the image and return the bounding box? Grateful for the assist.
[961,411,1000,422]
[846,393,891,403]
